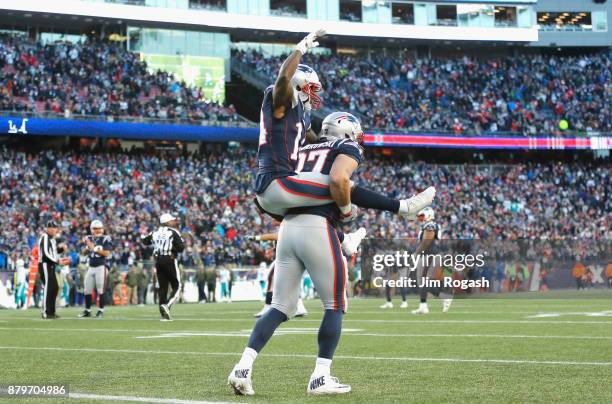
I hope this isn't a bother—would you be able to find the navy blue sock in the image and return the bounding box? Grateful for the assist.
[420,287,428,303]
[385,285,392,302]
[85,294,92,310]
[247,308,287,352]
[98,293,105,309]
[352,186,400,213]
[318,309,343,359]
[400,287,407,302]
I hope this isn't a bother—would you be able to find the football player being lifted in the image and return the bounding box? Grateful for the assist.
[254,29,435,223]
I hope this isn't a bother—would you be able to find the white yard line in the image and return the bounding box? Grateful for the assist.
[134,332,251,339]
[69,392,238,404]
[5,317,612,324]
[345,333,612,340]
[3,326,611,340]
[0,346,610,366]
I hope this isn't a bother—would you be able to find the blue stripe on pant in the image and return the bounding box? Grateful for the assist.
[326,223,346,312]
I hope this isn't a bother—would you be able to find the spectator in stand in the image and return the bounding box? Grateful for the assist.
[0,36,240,123]
[0,145,609,279]
[235,48,611,135]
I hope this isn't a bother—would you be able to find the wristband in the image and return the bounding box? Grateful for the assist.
[339,204,352,215]
[255,236,261,241]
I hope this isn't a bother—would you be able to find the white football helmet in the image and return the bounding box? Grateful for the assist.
[417,207,435,223]
[90,220,104,230]
[291,64,322,111]
[321,112,364,144]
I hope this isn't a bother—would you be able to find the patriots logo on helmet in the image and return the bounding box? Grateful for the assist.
[297,65,315,74]
[291,64,322,110]
[322,112,365,145]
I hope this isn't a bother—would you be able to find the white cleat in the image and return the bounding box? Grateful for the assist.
[380,301,393,309]
[295,299,308,317]
[228,365,255,396]
[399,186,436,220]
[400,301,408,309]
[442,298,453,313]
[341,227,367,256]
[412,304,429,315]
[307,373,351,395]
[254,304,271,318]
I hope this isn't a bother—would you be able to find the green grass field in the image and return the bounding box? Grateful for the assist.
[1,293,611,403]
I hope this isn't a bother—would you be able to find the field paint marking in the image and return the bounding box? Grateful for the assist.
[6,317,612,325]
[135,332,250,339]
[69,392,238,404]
[134,328,364,339]
[0,327,186,334]
[136,332,612,340]
[130,311,579,316]
[0,346,610,366]
[527,311,612,318]
[2,326,609,340]
[345,333,612,340]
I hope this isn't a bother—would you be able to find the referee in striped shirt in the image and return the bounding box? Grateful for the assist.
[141,213,185,321]
[38,221,71,319]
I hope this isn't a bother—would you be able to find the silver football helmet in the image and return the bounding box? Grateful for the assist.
[417,207,435,223]
[321,112,364,144]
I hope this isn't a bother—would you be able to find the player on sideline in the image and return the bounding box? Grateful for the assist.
[253,29,436,221]
[228,112,435,396]
[411,207,453,314]
[79,220,112,318]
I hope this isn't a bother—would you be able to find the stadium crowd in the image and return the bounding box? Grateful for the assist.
[236,49,611,135]
[0,36,240,122]
[0,145,609,273]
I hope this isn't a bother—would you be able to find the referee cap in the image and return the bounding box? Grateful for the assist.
[90,219,104,230]
[46,220,59,228]
[160,213,177,224]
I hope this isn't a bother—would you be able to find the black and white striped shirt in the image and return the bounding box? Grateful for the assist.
[38,233,62,264]
[141,226,185,258]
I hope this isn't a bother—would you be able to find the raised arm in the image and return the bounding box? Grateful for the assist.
[273,29,326,119]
